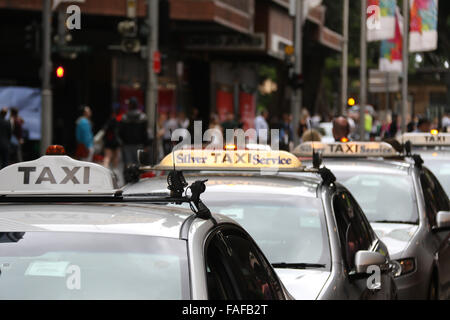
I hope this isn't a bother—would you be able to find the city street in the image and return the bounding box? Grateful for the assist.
[0,0,449,305]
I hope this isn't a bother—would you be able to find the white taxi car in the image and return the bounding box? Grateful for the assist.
[0,146,291,300]
[401,132,450,197]
[123,148,398,300]
[295,141,450,299]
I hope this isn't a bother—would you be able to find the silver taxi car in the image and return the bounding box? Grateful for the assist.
[124,148,398,300]
[295,141,450,300]
[0,147,291,300]
[401,132,450,197]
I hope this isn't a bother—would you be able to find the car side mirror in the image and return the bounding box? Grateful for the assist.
[435,211,450,232]
[354,250,386,274]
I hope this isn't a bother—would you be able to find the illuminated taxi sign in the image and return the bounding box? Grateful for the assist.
[0,156,118,195]
[402,133,450,146]
[154,150,303,171]
[293,142,398,158]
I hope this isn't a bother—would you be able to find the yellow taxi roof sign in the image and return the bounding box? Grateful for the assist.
[154,149,303,171]
[0,156,118,195]
[402,133,450,146]
[293,142,399,158]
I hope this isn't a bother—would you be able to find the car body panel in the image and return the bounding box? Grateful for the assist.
[321,158,450,299]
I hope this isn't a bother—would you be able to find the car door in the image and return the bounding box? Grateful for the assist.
[332,190,391,300]
[420,168,450,299]
[204,226,287,300]
[345,191,396,299]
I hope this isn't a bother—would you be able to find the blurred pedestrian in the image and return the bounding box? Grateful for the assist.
[301,128,322,142]
[387,113,399,138]
[332,116,350,142]
[188,108,202,137]
[102,111,121,169]
[221,111,239,132]
[0,108,11,168]
[118,97,150,167]
[442,113,450,132]
[178,111,190,141]
[209,113,222,131]
[298,108,310,138]
[279,113,293,151]
[254,110,269,143]
[9,107,24,163]
[164,111,179,154]
[415,117,431,133]
[75,106,94,161]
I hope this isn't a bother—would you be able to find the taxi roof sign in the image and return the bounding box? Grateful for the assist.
[0,156,118,195]
[293,142,399,158]
[402,133,450,146]
[154,149,303,171]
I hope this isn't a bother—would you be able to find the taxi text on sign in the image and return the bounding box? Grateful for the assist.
[155,150,302,171]
[402,133,450,146]
[0,156,117,194]
[293,142,398,157]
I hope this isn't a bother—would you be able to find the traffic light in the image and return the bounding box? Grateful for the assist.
[56,66,65,78]
[347,97,356,107]
[289,73,304,90]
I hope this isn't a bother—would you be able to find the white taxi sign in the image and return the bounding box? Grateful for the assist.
[154,149,303,171]
[0,156,118,195]
[402,133,450,146]
[293,142,398,158]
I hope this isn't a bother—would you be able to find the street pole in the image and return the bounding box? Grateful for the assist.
[340,0,349,116]
[41,0,52,155]
[401,0,409,133]
[292,0,303,146]
[146,0,159,163]
[359,0,367,141]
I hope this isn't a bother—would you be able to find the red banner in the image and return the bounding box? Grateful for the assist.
[239,91,255,131]
[216,89,234,122]
[158,89,175,115]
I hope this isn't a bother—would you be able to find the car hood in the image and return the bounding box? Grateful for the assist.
[275,268,331,300]
[370,223,419,256]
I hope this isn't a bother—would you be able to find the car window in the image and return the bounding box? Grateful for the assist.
[199,192,331,268]
[420,168,450,226]
[204,232,238,300]
[0,232,190,300]
[346,192,376,245]
[422,159,450,197]
[221,228,282,300]
[334,171,419,224]
[332,192,372,271]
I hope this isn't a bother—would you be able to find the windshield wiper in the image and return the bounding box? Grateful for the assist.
[272,263,326,269]
[372,220,418,225]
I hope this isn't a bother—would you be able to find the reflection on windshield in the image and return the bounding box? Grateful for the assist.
[334,172,418,224]
[0,232,189,300]
[201,193,331,268]
[424,160,450,197]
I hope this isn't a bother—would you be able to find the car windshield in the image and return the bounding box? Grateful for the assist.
[423,159,450,197]
[201,193,331,268]
[0,232,189,300]
[333,171,418,224]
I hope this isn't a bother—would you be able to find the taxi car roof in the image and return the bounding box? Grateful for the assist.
[413,148,450,159]
[124,172,322,198]
[0,202,203,238]
[314,158,412,175]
